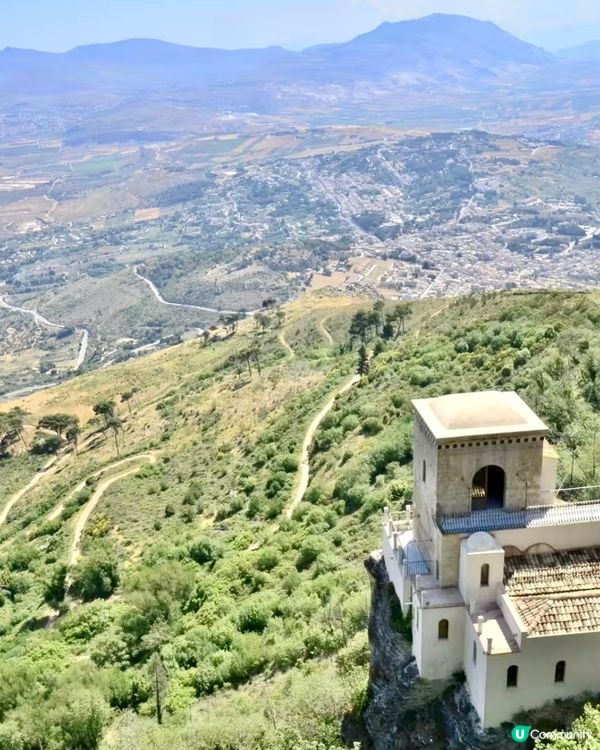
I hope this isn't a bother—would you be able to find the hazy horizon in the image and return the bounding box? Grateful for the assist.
[2,0,600,54]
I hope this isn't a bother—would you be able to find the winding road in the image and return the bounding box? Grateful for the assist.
[0,289,89,372]
[133,267,259,316]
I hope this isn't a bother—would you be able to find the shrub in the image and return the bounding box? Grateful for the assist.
[71,542,119,601]
[256,548,280,571]
[361,418,383,436]
[296,537,325,570]
[238,600,271,633]
[188,538,222,566]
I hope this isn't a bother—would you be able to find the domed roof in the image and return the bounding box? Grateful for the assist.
[464,531,501,553]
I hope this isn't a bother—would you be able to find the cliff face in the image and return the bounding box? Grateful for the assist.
[361,552,513,750]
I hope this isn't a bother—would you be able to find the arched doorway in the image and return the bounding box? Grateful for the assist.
[471,466,505,511]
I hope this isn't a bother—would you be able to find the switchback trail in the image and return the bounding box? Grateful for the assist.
[67,453,156,572]
[47,453,156,522]
[0,454,70,526]
[286,372,360,518]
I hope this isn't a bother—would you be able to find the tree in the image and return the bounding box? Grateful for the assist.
[44,563,67,607]
[148,651,168,725]
[93,400,116,426]
[106,415,123,455]
[373,299,386,329]
[2,407,28,449]
[392,303,411,337]
[357,344,370,376]
[38,413,77,437]
[219,313,242,336]
[349,311,371,345]
[65,423,81,457]
[121,391,134,416]
[254,312,271,333]
[536,702,600,748]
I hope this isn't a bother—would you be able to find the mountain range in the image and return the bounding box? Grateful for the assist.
[3,13,600,137]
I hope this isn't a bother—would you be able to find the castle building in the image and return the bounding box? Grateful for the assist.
[382,390,600,728]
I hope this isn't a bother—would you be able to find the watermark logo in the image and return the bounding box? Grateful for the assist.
[511,725,592,743]
[511,725,531,743]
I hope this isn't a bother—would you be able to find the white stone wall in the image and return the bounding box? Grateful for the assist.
[463,612,488,723]
[478,632,600,728]
[494,520,600,553]
[458,545,505,608]
[382,524,412,615]
[412,594,464,679]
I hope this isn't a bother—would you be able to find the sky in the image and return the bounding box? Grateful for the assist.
[1,0,600,52]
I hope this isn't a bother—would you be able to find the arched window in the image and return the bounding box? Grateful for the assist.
[438,619,449,640]
[506,665,518,688]
[471,465,505,511]
[554,660,566,683]
[480,563,490,587]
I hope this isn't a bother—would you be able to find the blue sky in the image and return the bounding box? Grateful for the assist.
[1,0,600,52]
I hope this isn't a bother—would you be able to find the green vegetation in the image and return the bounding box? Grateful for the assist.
[0,289,599,748]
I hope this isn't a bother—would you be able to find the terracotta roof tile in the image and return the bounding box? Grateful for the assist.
[514,595,600,636]
[505,547,600,637]
[504,546,600,596]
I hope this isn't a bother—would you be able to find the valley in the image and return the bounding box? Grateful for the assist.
[2,127,600,399]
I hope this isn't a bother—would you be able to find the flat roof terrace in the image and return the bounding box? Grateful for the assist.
[437,501,600,535]
[413,390,548,441]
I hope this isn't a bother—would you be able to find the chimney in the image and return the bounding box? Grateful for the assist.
[476,615,484,634]
[487,637,493,654]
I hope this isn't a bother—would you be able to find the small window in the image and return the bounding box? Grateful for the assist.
[472,641,477,665]
[554,660,566,683]
[435,560,439,580]
[480,563,490,587]
[422,460,426,483]
[438,619,449,640]
[415,608,419,629]
[507,665,518,688]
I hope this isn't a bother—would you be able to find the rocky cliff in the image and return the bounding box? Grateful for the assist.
[359,552,515,750]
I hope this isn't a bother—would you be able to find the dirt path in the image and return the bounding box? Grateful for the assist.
[318,317,334,345]
[0,454,70,525]
[67,453,156,571]
[414,302,450,340]
[47,453,156,522]
[278,330,295,360]
[286,373,360,518]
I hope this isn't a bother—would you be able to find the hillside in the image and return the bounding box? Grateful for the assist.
[0,288,599,749]
[1,14,599,141]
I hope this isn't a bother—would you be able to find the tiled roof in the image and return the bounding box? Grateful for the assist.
[504,547,600,596]
[437,502,600,535]
[513,595,600,637]
[505,547,600,637]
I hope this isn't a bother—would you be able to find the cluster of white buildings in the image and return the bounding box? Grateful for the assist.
[383,390,600,728]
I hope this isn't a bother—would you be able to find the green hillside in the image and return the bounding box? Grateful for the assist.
[0,289,599,750]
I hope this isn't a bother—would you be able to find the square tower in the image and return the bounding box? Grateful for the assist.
[411,391,551,569]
